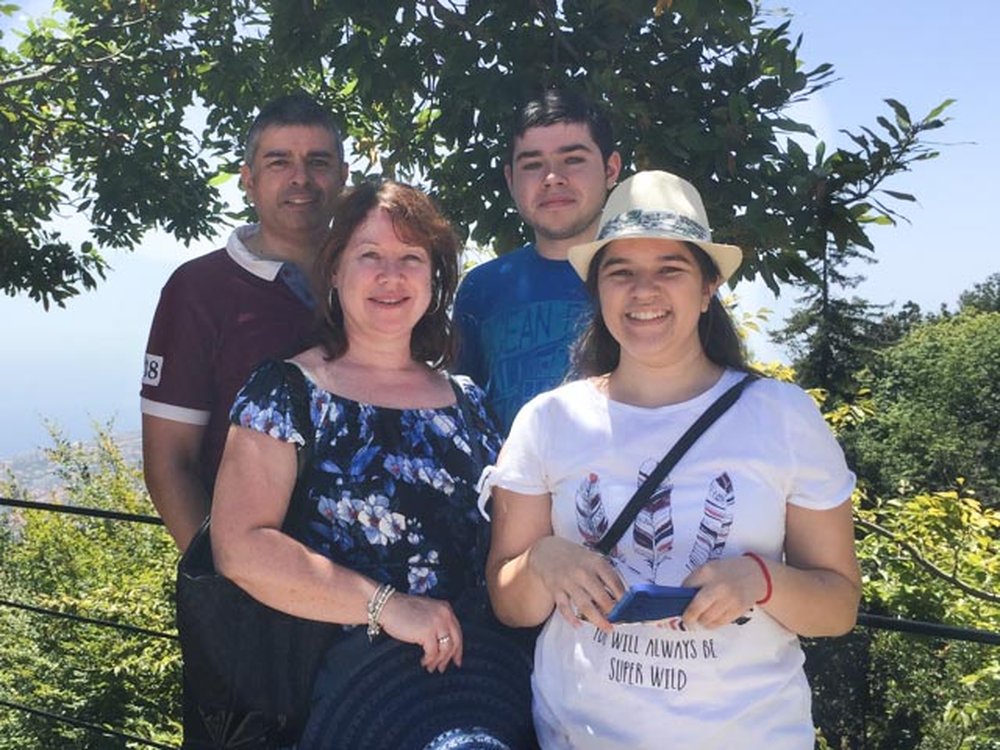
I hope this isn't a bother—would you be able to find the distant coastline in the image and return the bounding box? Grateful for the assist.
[0,430,142,498]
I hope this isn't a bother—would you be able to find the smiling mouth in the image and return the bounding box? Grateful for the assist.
[370,297,407,306]
[626,310,667,321]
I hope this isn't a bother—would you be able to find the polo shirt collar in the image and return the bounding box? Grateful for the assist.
[225,224,283,281]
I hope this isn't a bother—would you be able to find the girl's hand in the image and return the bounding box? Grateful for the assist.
[529,536,626,633]
[680,555,767,629]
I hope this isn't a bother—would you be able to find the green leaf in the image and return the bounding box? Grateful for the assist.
[884,97,912,129]
[875,115,900,140]
[925,98,956,121]
[208,171,236,187]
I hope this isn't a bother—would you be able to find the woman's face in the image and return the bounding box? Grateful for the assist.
[597,238,717,368]
[331,207,433,347]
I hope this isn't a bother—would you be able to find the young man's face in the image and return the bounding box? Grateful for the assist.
[505,122,621,257]
[240,124,348,246]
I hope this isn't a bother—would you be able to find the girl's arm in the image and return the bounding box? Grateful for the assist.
[682,498,860,636]
[487,486,626,634]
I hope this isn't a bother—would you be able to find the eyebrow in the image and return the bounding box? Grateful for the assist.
[513,142,595,163]
[261,149,337,160]
[601,251,695,268]
[353,235,427,252]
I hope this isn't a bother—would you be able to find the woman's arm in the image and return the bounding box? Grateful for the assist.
[487,487,626,633]
[682,498,861,636]
[212,425,463,672]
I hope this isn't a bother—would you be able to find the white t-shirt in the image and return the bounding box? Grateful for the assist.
[491,370,855,750]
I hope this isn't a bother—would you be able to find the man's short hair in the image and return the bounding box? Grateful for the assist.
[506,87,616,165]
[244,92,345,167]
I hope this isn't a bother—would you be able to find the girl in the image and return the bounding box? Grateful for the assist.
[486,171,860,749]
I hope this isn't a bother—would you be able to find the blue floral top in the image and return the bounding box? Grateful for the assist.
[229,359,502,605]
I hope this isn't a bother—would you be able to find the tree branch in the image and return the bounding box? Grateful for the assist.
[0,65,60,91]
[426,0,475,32]
[531,0,583,65]
[855,516,1000,604]
[0,45,132,91]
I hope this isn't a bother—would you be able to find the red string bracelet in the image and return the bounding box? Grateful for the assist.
[743,552,773,605]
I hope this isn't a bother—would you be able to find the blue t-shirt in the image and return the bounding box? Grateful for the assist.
[453,244,591,433]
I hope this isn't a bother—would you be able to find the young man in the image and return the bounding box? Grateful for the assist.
[453,88,621,432]
[140,92,348,553]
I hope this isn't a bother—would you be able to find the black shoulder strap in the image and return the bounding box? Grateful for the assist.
[594,373,758,556]
[184,360,318,563]
[280,360,315,476]
[279,360,316,535]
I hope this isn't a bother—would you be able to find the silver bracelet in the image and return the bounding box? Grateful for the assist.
[366,583,396,642]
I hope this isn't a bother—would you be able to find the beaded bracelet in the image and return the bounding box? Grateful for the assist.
[743,552,773,605]
[366,582,396,642]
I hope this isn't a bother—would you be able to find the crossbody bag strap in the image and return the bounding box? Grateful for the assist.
[593,373,759,556]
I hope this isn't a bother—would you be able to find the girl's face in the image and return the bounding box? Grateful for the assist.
[597,238,718,368]
[331,207,433,346]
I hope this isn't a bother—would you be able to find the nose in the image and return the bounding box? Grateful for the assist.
[288,158,310,186]
[542,165,567,186]
[630,271,657,298]
[376,258,404,281]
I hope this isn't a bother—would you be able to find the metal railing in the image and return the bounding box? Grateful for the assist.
[2,495,998,749]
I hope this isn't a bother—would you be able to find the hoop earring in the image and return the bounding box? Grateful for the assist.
[327,287,338,314]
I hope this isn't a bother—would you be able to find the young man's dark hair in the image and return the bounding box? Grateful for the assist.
[506,87,617,165]
[245,91,345,166]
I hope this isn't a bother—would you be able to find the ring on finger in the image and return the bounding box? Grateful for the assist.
[437,634,451,644]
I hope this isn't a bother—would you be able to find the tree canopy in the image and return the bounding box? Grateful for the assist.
[850,309,1000,507]
[959,271,1000,313]
[2,0,949,307]
[0,429,180,748]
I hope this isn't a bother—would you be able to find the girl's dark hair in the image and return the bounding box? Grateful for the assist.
[316,180,460,369]
[570,242,750,377]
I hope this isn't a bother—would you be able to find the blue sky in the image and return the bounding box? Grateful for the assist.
[2,0,998,459]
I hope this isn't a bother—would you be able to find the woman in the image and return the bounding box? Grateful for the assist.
[210,180,512,745]
[485,171,861,749]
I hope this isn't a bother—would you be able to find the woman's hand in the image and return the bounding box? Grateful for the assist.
[377,593,463,673]
[680,555,766,629]
[529,536,626,633]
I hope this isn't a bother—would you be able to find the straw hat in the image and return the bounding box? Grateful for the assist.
[567,170,742,283]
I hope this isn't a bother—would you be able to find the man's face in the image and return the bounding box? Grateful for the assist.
[240,124,347,245]
[505,122,621,253]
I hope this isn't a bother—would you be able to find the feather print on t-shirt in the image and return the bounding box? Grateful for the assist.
[686,473,736,572]
[575,472,612,551]
[632,459,674,577]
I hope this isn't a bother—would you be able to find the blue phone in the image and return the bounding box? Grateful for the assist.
[607,584,698,624]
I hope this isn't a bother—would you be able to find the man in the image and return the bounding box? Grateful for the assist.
[453,88,621,432]
[141,92,348,553]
